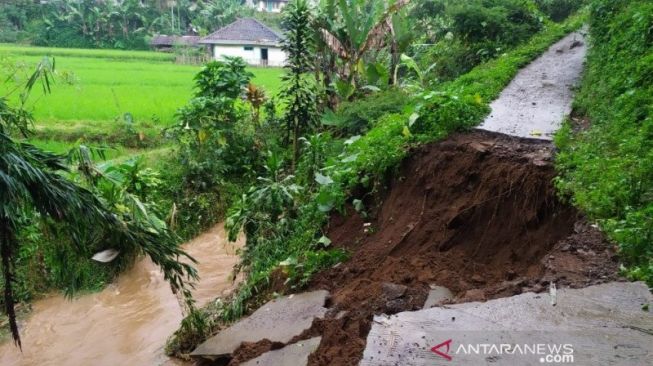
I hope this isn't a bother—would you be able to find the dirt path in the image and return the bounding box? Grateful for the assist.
[478,31,587,139]
[0,224,241,366]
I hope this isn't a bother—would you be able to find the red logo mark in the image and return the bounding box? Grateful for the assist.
[431,339,453,361]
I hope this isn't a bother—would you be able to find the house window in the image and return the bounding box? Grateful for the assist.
[244,46,254,51]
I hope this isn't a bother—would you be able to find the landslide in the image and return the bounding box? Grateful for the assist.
[301,130,620,366]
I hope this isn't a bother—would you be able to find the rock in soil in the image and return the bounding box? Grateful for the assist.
[381,282,408,300]
[423,286,454,309]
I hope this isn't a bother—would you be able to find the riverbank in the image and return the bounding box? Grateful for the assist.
[0,224,241,365]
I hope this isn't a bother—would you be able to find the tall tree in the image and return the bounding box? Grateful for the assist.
[280,0,319,168]
[0,58,197,347]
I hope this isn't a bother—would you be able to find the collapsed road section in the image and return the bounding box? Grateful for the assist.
[188,30,651,366]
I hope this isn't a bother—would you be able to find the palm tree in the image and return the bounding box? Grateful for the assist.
[0,59,197,348]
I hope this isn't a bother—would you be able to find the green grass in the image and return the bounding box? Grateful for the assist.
[554,0,653,285]
[0,44,284,132]
[0,43,176,61]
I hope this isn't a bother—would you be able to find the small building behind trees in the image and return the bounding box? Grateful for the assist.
[199,18,286,67]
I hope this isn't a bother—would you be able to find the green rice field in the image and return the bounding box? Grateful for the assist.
[0,44,284,131]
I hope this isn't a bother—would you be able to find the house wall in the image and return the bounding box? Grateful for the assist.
[211,44,286,67]
[255,1,286,13]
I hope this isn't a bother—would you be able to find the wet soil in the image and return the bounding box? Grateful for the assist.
[300,130,620,366]
[224,130,621,366]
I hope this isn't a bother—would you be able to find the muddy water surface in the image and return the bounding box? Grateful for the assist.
[0,224,241,366]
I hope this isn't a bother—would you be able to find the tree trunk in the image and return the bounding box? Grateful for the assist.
[292,119,299,171]
[0,217,20,348]
[390,41,399,86]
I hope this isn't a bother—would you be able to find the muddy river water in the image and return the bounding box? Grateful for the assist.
[0,224,241,366]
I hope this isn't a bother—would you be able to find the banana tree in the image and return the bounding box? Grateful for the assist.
[389,7,415,85]
[315,0,409,95]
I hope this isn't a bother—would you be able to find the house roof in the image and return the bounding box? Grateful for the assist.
[199,18,282,46]
[151,35,200,46]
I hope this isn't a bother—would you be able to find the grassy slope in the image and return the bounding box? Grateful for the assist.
[555,0,653,284]
[1,44,284,130]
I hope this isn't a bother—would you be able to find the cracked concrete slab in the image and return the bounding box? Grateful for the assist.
[361,282,653,365]
[191,290,329,359]
[477,31,587,140]
[241,337,322,366]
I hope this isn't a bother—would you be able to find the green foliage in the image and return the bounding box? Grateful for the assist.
[32,0,155,49]
[281,0,320,165]
[323,89,409,136]
[410,0,574,83]
[191,0,253,35]
[227,151,302,245]
[315,0,407,98]
[336,113,411,190]
[171,57,263,193]
[194,57,253,99]
[168,10,588,355]
[555,0,653,285]
[412,91,489,139]
[449,0,543,46]
[0,48,284,148]
[162,56,269,244]
[0,0,282,51]
[535,0,586,22]
[0,0,40,43]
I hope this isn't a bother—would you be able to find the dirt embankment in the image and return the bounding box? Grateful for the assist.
[300,130,620,366]
[222,130,621,366]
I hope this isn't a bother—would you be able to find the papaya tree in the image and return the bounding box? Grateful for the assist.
[280,0,320,168]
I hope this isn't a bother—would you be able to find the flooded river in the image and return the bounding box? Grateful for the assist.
[0,224,241,366]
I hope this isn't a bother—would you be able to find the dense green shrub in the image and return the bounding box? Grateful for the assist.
[555,0,653,285]
[535,0,586,22]
[414,0,554,83]
[194,57,253,99]
[326,89,409,136]
[449,0,543,46]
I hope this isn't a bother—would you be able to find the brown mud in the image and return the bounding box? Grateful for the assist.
[226,130,621,366]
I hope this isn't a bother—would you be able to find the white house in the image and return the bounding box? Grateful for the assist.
[245,0,288,13]
[199,18,286,67]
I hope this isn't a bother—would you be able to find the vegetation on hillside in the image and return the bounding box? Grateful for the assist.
[0,0,282,50]
[555,0,653,285]
[164,0,586,354]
